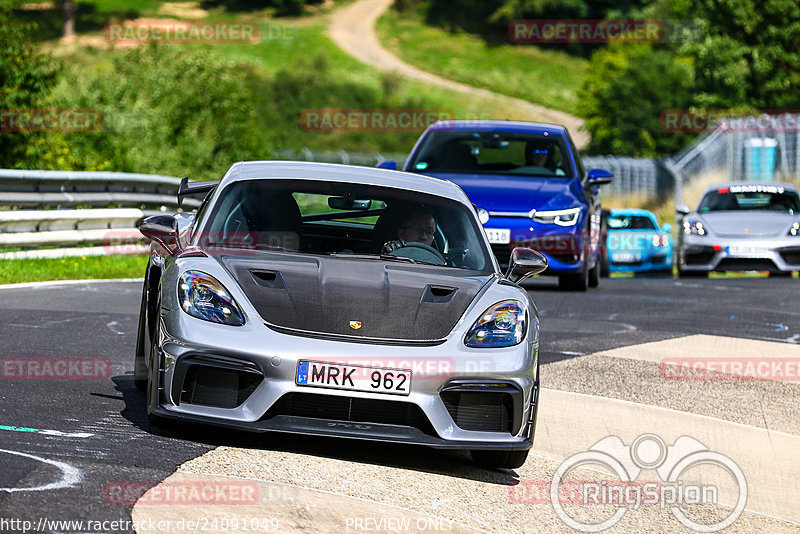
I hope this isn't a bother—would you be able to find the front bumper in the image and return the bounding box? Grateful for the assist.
[609,249,672,273]
[679,236,800,272]
[488,223,590,274]
[150,304,539,451]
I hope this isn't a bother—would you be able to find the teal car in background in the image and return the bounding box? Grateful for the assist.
[603,209,673,275]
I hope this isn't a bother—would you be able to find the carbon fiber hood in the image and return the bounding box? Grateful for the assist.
[219,252,491,342]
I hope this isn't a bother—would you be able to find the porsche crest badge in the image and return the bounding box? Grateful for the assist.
[349,321,362,330]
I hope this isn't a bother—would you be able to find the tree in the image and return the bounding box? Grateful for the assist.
[0,5,60,168]
[578,43,694,156]
[679,0,800,109]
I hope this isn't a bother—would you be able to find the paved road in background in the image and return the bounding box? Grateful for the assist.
[0,277,797,532]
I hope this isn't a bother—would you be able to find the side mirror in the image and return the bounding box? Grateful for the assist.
[662,223,673,233]
[676,204,690,216]
[139,215,180,255]
[377,160,397,170]
[587,168,613,186]
[505,247,548,284]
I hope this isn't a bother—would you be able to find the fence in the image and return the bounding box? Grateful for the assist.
[275,149,668,199]
[669,113,800,206]
[0,170,198,259]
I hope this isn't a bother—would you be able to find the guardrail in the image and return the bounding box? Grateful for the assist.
[0,170,196,259]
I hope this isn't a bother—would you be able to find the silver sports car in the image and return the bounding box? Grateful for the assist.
[677,182,800,276]
[134,161,547,468]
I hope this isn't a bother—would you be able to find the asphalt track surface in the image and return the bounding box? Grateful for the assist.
[0,276,798,533]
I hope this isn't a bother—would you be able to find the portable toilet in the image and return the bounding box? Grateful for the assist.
[743,138,778,181]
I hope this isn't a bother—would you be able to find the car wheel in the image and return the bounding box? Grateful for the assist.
[146,299,168,428]
[471,449,529,469]
[768,271,792,277]
[559,264,589,291]
[588,260,600,288]
[678,269,708,278]
[133,285,148,392]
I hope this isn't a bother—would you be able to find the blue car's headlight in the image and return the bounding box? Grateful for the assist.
[533,207,581,227]
[465,300,527,348]
[178,270,245,326]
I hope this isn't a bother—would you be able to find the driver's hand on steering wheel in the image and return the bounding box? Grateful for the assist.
[381,239,407,254]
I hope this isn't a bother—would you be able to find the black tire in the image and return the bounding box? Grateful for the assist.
[559,264,589,291]
[471,449,530,469]
[146,300,168,428]
[678,269,708,278]
[768,271,792,277]
[133,284,149,391]
[588,260,600,288]
[600,251,610,278]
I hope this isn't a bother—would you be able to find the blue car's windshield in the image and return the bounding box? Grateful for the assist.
[407,131,573,178]
[608,215,657,230]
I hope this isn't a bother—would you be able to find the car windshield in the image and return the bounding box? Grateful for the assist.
[407,130,573,178]
[698,185,800,214]
[608,215,657,230]
[196,178,493,272]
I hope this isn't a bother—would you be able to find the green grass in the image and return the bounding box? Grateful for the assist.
[376,8,588,115]
[0,254,147,284]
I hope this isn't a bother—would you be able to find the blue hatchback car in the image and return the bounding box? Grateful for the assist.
[385,120,613,290]
[604,209,673,275]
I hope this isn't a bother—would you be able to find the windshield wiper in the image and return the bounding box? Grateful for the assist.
[328,252,419,264]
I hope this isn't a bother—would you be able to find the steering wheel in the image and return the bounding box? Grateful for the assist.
[388,242,446,265]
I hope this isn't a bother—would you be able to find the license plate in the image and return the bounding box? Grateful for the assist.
[613,253,641,263]
[727,246,769,256]
[296,360,411,396]
[486,228,510,244]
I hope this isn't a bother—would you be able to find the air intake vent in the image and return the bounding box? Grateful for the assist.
[180,366,262,408]
[263,393,436,435]
[441,391,513,433]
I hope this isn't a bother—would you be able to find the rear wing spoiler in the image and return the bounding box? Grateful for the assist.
[177,177,220,208]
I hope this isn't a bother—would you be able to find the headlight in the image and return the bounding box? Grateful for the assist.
[789,222,799,236]
[178,270,245,326]
[652,234,670,247]
[464,300,527,348]
[682,220,706,236]
[477,208,490,224]
[533,207,581,227]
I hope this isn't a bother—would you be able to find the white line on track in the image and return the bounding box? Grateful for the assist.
[0,449,83,492]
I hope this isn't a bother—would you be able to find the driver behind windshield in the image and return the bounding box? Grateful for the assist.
[382,210,436,253]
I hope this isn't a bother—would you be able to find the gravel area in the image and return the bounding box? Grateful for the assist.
[540,354,800,435]
[175,447,798,533]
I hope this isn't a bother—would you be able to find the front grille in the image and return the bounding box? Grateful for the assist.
[180,366,262,409]
[684,249,716,265]
[779,248,800,265]
[549,253,580,264]
[441,391,513,433]
[716,258,778,271]
[264,393,436,434]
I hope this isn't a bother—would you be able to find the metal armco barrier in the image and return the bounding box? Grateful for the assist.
[0,169,199,259]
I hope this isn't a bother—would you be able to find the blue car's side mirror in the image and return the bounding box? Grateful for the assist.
[587,168,613,186]
[662,223,673,233]
[377,160,397,170]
